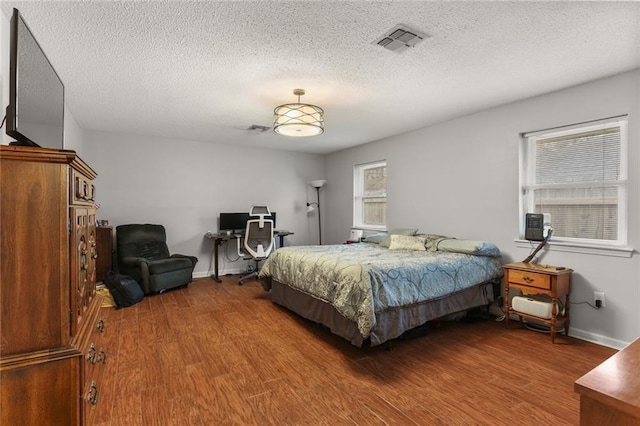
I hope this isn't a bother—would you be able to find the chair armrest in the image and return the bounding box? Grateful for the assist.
[170,254,198,270]
[119,256,150,294]
[121,256,148,267]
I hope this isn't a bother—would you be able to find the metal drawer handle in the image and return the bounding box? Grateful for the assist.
[86,343,97,364]
[96,318,105,333]
[523,276,534,283]
[80,248,88,271]
[75,177,82,198]
[86,381,99,405]
[97,347,107,364]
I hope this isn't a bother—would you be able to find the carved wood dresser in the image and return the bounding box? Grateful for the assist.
[0,145,110,425]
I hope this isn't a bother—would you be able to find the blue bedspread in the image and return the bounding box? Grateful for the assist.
[259,243,503,339]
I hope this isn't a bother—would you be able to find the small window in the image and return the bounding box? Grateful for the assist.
[354,161,387,230]
[520,116,628,246]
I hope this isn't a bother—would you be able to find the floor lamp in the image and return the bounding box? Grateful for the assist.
[307,180,326,245]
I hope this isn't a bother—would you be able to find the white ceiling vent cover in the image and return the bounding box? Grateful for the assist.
[372,24,428,53]
[247,124,271,132]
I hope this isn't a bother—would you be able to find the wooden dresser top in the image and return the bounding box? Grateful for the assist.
[575,337,640,419]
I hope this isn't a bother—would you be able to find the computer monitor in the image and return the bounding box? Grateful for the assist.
[219,212,276,232]
[219,212,249,233]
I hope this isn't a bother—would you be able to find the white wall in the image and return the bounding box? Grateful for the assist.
[326,70,640,348]
[81,130,325,278]
[63,105,84,152]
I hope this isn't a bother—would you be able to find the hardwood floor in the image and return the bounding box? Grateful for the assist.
[93,277,616,425]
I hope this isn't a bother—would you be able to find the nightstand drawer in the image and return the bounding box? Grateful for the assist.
[509,270,551,290]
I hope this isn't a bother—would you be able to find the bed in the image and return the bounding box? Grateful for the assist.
[258,233,504,347]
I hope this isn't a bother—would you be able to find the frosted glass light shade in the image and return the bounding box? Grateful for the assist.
[274,89,324,137]
[309,180,326,188]
[274,103,324,137]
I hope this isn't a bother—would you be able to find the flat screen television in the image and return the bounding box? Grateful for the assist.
[219,212,276,233]
[6,8,65,149]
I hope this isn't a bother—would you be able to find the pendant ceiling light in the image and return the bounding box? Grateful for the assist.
[274,89,324,137]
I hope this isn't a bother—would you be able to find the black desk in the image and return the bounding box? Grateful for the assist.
[205,230,293,282]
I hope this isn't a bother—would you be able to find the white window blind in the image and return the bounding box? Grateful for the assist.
[354,161,387,230]
[521,117,627,245]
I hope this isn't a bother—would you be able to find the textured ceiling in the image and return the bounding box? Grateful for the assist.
[2,1,639,154]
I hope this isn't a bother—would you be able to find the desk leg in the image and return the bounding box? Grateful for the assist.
[504,275,510,328]
[278,235,285,248]
[565,292,571,336]
[551,296,558,343]
[211,238,222,282]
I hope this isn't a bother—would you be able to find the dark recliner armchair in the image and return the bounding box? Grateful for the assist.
[116,224,198,295]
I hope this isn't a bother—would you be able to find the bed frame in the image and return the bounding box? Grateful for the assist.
[268,278,498,347]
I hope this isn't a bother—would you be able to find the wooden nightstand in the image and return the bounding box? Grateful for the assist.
[503,262,573,343]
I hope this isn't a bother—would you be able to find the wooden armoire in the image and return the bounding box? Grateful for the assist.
[0,145,109,425]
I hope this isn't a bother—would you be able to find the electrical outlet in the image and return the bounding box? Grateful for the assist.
[594,291,606,308]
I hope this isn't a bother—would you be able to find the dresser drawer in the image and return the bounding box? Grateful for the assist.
[71,169,96,205]
[73,297,107,414]
[509,270,551,290]
[83,375,104,422]
[81,313,108,424]
[83,339,108,375]
[82,315,107,376]
[1,353,81,426]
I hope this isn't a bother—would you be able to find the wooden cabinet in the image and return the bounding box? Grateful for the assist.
[0,145,108,425]
[70,206,97,336]
[0,150,70,356]
[96,226,114,282]
[503,262,573,343]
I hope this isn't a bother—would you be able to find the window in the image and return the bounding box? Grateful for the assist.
[520,116,627,246]
[354,160,387,230]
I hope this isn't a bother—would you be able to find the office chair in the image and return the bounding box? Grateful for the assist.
[238,206,275,285]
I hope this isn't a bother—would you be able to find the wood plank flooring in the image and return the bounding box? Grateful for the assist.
[93,276,616,425]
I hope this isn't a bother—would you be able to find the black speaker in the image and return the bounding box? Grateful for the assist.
[525,213,545,241]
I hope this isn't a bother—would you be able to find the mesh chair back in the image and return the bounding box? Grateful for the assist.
[244,219,274,259]
[248,205,272,229]
[249,205,270,217]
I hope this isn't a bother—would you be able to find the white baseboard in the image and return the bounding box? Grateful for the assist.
[192,271,212,279]
[193,268,246,280]
[568,327,629,350]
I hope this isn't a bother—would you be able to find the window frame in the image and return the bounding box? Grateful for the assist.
[519,116,629,251]
[353,160,387,231]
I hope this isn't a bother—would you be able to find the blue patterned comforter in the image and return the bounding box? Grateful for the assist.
[258,243,503,338]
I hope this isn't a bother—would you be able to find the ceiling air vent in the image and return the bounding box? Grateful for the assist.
[372,24,428,53]
[247,124,271,132]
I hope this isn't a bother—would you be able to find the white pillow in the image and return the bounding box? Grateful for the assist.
[388,234,427,251]
[436,239,501,257]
